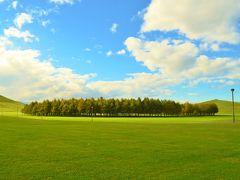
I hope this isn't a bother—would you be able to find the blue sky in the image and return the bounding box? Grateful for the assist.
[0,0,240,102]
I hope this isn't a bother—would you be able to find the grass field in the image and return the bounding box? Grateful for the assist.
[1,96,240,179]
[1,114,240,179]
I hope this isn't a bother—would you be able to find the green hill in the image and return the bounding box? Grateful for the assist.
[0,95,24,112]
[202,99,240,115]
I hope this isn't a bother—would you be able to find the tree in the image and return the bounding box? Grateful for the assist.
[22,98,219,117]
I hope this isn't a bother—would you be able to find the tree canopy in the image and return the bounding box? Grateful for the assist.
[22,98,218,117]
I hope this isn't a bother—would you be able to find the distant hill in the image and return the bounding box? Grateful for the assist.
[202,99,240,115]
[0,95,24,112]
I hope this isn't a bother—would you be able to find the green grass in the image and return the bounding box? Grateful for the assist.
[203,99,240,115]
[1,114,240,179]
[2,111,236,123]
[0,95,23,112]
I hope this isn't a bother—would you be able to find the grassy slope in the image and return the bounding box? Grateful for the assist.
[0,95,23,112]
[1,115,240,179]
[203,99,240,115]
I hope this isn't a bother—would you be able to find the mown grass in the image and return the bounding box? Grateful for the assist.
[1,114,240,179]
[2,111,236,123]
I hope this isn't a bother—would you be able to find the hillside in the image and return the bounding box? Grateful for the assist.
[203,99,240,115]
[0,95,24,112]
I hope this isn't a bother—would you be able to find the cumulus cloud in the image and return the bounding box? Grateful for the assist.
[210,44,220,51]
[4,27,36,42]
[184,56,240,79]
[89,73,178,98]
[0,43,179,101]
[110,23,118,33]
[125,37,199,74]
[142,0,240,44]
[1,0,239,101]
[1,38,239,101]
[14,13,33,29]
[125,37,240,86]
[200,43,222,52]
[0,45,95,101]
[0,36,12,46]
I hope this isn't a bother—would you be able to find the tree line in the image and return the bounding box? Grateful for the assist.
[22,98,218,117]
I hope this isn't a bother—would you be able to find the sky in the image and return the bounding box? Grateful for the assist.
[0,0,240,102]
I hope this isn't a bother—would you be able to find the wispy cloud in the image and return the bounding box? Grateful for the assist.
[14,13,33,29]
[41,20,50,27]
[49,0,80,5]
[110,23,118,33]
[12,1,18,9]
[106,51,113,57]
[117,49,126,55]
[84,48,91,52]
[4,27,37,42]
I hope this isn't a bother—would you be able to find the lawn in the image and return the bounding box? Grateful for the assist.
[0,114,240,179]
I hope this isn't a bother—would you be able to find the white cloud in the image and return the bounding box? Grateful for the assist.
[110,23,118,33]
[4,27,36,42]
[117,49,126,55]
[106,51,113,57]
[41,20,50,27]
[142,0,240,44]
[184,55,240,79]
[84,48,91,52]
[0,0,4,3]
[89,73,178,98]
[1,0,239,101]
[200,43,222,52]
[0,43,178,101]
[0,39,239,101]
[29,7,58,17]
[0,45,95,101]
[12,1,18,9]
[210,44,220,52]
[125,37,199,74]
[14,13,33,29]
[49,0,79,5]
[125,37,240,86]
[188,77,238,87]
[0,36,12,47]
